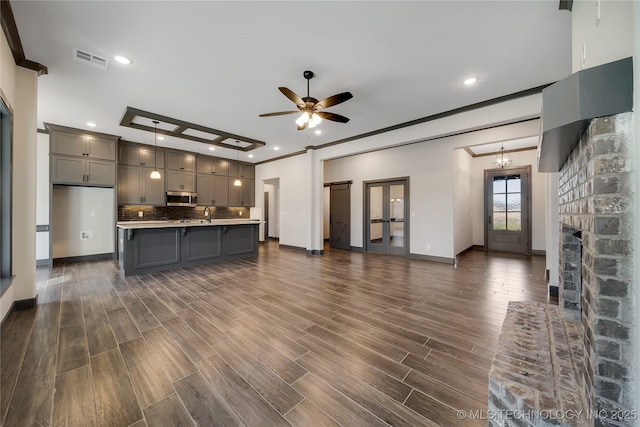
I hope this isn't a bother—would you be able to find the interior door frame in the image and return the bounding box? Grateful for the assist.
[484,166,532,254]
[363,177,410,256]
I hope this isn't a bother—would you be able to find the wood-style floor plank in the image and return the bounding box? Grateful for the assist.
[142,326,197,384]
[57,323,90,374]
[285,399,341,427]
[173,372,242,427]
[53,365,98,426]
[91,349,143,426]
[143,394,194,427]
[119,337,174,409]
[107,307,142,344]
[197,352,291,426]
[1,245,549,427]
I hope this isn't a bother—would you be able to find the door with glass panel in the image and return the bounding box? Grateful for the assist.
[365,179,408,256]
[485,167,531,253]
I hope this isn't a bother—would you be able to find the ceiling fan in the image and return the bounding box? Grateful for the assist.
[259,70,353,130]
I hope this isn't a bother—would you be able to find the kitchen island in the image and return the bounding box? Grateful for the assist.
[117,219,259,276]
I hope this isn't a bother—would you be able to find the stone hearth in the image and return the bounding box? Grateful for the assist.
[489,302,587,427]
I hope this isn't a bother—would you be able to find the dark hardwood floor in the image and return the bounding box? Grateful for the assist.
[1,242,549,426]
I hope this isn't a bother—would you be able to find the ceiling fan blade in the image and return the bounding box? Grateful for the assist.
[259,111,300,117]
[315,111,350,123]
[315,92,353,109]
[278,87,305,107]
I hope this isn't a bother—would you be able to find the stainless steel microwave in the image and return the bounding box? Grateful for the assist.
[166,191,197,207]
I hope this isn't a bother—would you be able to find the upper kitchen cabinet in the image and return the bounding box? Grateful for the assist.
[228,160,255,179]
[167,170,196,192]
[46,123,119,187]
[167,151,196,172]
[118,164,165,205]
[48,123,117,161]
[196,155,229,176]
[119,142,165,167]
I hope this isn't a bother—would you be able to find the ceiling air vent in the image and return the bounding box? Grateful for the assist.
[73,48,109,71]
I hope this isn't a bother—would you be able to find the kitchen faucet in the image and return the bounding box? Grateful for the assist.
[203,206,211,223]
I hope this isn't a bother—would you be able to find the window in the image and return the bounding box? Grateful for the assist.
[1,96,13,293]
[492,175,522,231]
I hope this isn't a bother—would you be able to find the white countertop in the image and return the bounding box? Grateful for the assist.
[117,219,261,229]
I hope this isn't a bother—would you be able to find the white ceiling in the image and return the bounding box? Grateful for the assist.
[11,1,572,163]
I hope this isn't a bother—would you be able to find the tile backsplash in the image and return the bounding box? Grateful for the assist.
[118,205,250,221]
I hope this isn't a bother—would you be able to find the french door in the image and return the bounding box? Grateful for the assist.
[485,167,531,253]
[364,179,408,256]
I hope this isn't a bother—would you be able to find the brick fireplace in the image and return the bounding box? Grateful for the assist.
[488,113,635,427]
[558,112,635,423]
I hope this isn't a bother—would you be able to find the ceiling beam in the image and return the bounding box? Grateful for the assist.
[0,0,47,75]
[559,1,573,11]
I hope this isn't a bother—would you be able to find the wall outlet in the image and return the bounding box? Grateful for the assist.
[239,211,243,216]
[138,211,143,217]
[426,244,431,250]
[90,211,96,217]
[80,231,93,240]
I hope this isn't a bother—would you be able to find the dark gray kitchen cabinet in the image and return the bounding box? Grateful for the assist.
[47,123,119,187]
[196,155,229,175]
[167,151,196,172]
[167,170,196,192]
[197,174,228,206]
[228,160,254,179]
[50,128,116,161]
[228,178,254,207]
[119,143,164,167]
[118,164,165,205]
[239,163,255,179]
[51,155,116,186]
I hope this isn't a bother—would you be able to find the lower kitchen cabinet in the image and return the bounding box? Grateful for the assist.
[118,223,258,276]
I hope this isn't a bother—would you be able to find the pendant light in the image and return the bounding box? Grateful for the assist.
[493,142,512,169]
[234,141,242,187]
[150,120,161,179]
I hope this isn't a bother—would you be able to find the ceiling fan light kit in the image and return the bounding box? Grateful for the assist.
[260,70,352,131]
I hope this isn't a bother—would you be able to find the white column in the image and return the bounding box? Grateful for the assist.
[305,149,324,254]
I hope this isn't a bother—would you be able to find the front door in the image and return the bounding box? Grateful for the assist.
[329,183,351,250]
[485,167,531,253]
[365,179,408,256]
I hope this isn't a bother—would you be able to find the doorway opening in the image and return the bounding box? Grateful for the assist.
[364,178,409,256]
[484,166,531,253]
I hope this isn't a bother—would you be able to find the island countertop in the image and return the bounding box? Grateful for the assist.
[117,219,260,229]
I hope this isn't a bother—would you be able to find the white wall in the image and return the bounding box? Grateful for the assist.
[453,148,473,255]
[52,186,114,258]
[324,140,455,257]
[256,158,306,248]
[0,30,39,321]
[572,0,634,72]
[36,132,49,261]
[470,149,546,252]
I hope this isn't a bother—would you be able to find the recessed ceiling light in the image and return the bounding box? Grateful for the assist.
[463,77,478,86]
[248,154,254,158]
[315,130,322,135]
[86,122,96,127]
[273,146,280,151]
[209,146,215,151]
[157,136,165,141]
[114,55,131,65]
